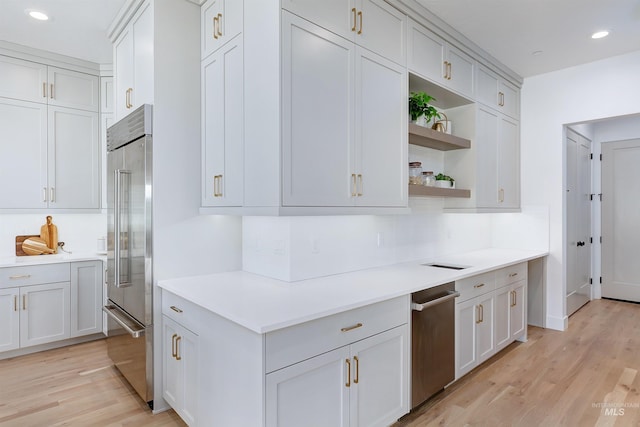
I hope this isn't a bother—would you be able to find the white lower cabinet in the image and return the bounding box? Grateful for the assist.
[20,282,71,348]
[455,263,527,379]
[265,326,408,427]
[162,315,198,426]
[0,261,104,356]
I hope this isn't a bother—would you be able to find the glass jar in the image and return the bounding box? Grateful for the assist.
[422,171,435,186]
[409,162,422,185]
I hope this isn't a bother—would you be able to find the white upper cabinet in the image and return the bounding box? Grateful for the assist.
[281,0,406,65]
[0,56,98,111]
[201,0,243,59]
[408,18,474,99]
[476,64,519,119]
[281,13,406,208]
[201,35,244,207]
[114,0,154,120]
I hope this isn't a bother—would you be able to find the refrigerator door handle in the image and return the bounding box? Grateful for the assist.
[114,169,132,288]
[103,304,145,338]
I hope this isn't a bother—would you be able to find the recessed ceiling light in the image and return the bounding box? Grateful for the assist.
[26,9,49,21]
[591,31,609,39]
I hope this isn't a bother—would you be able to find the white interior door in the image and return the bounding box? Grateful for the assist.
[602,138,640,302]
[566,129,591,316]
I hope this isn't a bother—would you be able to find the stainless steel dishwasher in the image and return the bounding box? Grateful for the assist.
[411,282,460,409]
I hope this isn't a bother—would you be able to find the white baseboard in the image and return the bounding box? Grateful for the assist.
[546,314,568,331]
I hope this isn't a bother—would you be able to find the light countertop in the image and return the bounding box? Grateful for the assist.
[0,252,107,268]
[158,248,547,334]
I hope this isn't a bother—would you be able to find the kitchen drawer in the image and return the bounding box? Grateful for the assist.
[265,295,409,373]
[455,271,495,303]
[495,263,527,288]
[0,263,70,288]
[162,290,206,334]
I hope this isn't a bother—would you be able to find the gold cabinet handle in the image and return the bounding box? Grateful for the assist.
[499,188,505,203]
[50,83,54,99]
[50,187,55,203]
[345,358,351,387]
[353,356,359,384]
[170,305,183,313]
[511,290,517,307]
[447,62,452,80]
[509,272,518,278]
[23,295,27,311]
[214,175,223,197]
[480,304,484,323]
[126,88,133,109]
[171,333,178,358]
[443,61,448,79]
[175,336,182,361]
[473,283,485,289]
[217,13,223,37]
[357,174,363,196]
[475,304,481,324]
[14,295,18,312]
[498,91,505,106]
[42,82,47,98]
[213,16,218,39]
[357,10,363,35]
[351,173,357,197]
[351,8,357,32]
[10,274,31,280]
[43,187,47,202]
[341,322,363,332]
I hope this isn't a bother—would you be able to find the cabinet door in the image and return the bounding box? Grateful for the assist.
[114,26,134,121]
[282,12,355,207]
[0,55,48,103]
[201,35,244,207]
[70,261,103,338]
[101,76,114,114]
[281,0,354,41]
[445,45,475,98]
[0,98,48,208]
[131,0,154,111]
[407,19,446,85]
[48,106,100,209]
[266,345,350,427]
[356,0,405,65]
[510,281,526,340]
[20,282,70,348]
[499,80,519,119]
[497,116,520,209]
[201,0,243,59]
[455,298,477,379]
[47,67,99,112]
[494,286,512,352]
[163,316,199,426]
[475,106,499,208]
[476,65,499,108]
[476,293,495,364]
[350,326,408,427]
[0,288,20,352]
[355,47,406,207]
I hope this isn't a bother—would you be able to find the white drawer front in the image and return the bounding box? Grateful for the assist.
[265,295,409,373]
[455,271,495,302]
[162,290,207,333]
[495,263,527,288]
[0,263,70,288]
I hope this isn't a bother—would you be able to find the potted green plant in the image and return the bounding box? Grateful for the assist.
[409,91,441,127]
[435,173,455,188]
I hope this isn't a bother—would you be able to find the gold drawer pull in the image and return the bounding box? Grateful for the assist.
[473,283,485,289]
[341,322,363,332]
[508,272,518,278]
[10,274,31,280]
[170,305,183,313]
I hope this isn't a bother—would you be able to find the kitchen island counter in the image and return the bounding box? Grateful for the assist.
[158,247,547,334]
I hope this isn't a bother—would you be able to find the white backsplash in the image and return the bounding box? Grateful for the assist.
[0,213,107,258]
[243,206,549,282]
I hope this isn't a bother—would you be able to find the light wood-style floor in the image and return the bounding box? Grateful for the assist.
[0,299,638,426]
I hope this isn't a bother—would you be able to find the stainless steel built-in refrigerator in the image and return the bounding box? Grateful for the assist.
[103,104,154,408]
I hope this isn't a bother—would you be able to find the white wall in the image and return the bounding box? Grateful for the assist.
[243,206,549,282]
[521,50,640,330]
[0,213,107,258]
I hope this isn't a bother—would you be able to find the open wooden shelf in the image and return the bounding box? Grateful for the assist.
[409,185,471,198]
[408,123,471,151]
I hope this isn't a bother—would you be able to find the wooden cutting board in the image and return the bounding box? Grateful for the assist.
[15,235,55,256]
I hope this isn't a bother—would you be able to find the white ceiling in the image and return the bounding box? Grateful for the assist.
[415,0,640,77]
[1,0,639,76]
[0,0,126,64]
